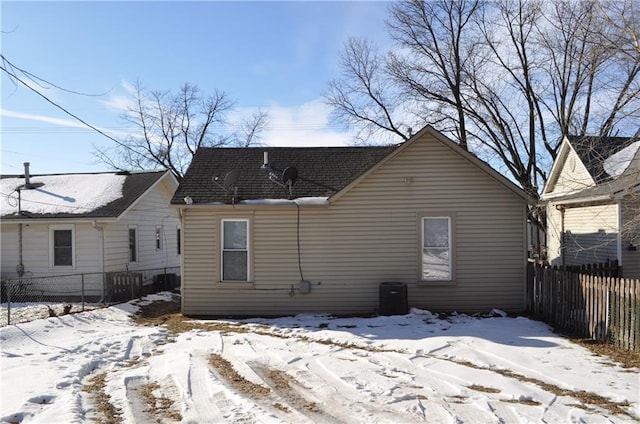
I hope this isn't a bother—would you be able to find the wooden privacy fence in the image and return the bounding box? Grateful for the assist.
[551,259,621,277]
[527,263,639,352]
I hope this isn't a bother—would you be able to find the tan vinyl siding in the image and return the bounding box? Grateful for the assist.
[621,196,640,278]
[562,204,619,265]
[182,133,527,316]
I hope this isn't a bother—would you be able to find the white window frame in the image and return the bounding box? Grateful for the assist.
[155,225,163,251]
[220,218,250,282]
[421,216,453,281]
[49,224,75,269]
[128,225,138,263]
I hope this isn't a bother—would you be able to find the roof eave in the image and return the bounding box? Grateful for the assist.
[0,216,119,224]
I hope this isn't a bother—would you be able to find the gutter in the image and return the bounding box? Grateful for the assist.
[0,217,118,225]
[540,194,613,207]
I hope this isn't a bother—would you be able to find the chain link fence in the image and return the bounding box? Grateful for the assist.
[1,266,180,326]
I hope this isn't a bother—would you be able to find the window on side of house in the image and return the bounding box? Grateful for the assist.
[128,225,138,263]
[421,217,452,281]
[221,219,249,281]
[50,225,75,268]
[176,226,181,255]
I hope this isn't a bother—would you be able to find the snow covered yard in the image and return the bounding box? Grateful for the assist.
[1,293,638,423]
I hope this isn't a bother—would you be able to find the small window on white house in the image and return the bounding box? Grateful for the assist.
[221,219,249,281]
[128,226,138,263]
[176,226,181,255]
[50,225,75,268]
[422,217,451,280]
[155,225,162,250]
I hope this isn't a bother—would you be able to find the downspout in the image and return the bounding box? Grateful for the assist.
[92,220,105,302]
[16,189,24,277]
[559,206,565,266]
[17,223,24,278]
[616,201,623,267]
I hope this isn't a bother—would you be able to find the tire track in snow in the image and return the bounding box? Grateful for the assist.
[302,354,433,423]
[181,352,227,423]
[237,335,437,423]
[248,363,344,424]
[371,351,516,423]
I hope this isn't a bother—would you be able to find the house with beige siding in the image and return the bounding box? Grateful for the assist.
[1,168,180,298]
[541,135,640,278]
[172,126,530,316]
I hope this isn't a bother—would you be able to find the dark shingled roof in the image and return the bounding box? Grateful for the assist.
[171,146,399,204]
[566,135,636,183]
[1,171,168,219]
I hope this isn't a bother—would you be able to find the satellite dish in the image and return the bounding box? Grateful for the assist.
[282,167,298,186]
[223,169,240,190]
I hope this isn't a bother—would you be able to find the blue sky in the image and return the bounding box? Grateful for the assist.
[1,1,392,174]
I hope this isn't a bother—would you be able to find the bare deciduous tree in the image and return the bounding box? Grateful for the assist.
[325,38,409,144]
[325,0,640,200]
[94,80,268,179]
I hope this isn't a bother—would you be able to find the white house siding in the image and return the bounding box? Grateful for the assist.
[621,196,640,278]
[0,225,19,277]
[546,204,563,266]
[561,204,619,265]
[551,148,596,194]
[181,133,527,316]
[103,179,180,281]
[0,222,104,297]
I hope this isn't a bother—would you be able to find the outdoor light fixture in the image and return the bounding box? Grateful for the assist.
[628,242,637,251]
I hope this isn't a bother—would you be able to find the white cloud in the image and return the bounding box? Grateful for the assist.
[233,98,354,148]
[0,108,132,140]
[101,79,138,113]
[0,108,88,129]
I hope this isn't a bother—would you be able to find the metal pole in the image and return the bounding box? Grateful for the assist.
[81,274,85,311]
[7,280,11,325]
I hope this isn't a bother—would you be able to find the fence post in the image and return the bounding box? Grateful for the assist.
[7,280,11,326]
[81,273,85,312]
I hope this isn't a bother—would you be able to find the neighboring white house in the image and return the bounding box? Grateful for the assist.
[1,167,180,300]
[541,135,640,278]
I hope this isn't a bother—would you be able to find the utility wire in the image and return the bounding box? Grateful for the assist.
[2,54,110,97]
[0,55,144,157]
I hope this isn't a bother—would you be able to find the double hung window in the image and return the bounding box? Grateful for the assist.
[50,225,74,267]
[421,217,452,281]
[221,219,249,281]
[128,226,138,263]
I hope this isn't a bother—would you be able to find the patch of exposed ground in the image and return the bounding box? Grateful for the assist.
[260,368,321,414]
[83,372,122,424]
[467,384,501,393]
[439,356,633,417]
[569,337,640,369]
[140,381,182,423]
[208,354,271,397]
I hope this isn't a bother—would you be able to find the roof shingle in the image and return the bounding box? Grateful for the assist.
[566,135,635,183]
[171,146,399,204]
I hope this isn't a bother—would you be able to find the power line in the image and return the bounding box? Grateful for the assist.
[0,54,146,158]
